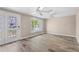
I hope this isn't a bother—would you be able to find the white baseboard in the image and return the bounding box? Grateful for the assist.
[47,32,76,37]
[21,32,45,39]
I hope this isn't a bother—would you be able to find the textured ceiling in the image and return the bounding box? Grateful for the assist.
[3,7,79,18]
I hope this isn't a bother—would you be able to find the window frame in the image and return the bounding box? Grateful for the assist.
[31,17,44,33]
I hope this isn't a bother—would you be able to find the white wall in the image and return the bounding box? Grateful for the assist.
[76,11,79,43]
[21,14,32,39]
[46,15,76,37]
[21,14,46,39]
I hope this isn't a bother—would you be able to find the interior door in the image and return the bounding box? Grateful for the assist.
[6,12,21,43]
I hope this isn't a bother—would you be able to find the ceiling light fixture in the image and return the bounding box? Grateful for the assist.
[36,7,55,16]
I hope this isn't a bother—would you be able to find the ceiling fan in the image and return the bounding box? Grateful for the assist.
[36,7,56,16]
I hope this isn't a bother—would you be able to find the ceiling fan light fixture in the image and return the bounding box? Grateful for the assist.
[39,7,44,10]
[36,7,56,17]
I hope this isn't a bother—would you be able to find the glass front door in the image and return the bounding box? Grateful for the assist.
[7,15,21,41]
[8,16,17,38]
[0,10,21,45]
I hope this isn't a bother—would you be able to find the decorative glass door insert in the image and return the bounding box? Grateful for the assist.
[8,16,17,29]
[8,16,17,38]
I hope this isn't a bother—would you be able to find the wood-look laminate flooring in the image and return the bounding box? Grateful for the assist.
[0,34,79,52]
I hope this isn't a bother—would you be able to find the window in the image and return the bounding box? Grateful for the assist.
[8,16,17,28]
[32,18,43,32]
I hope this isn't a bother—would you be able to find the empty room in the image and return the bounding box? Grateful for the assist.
[0,7,79,52]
